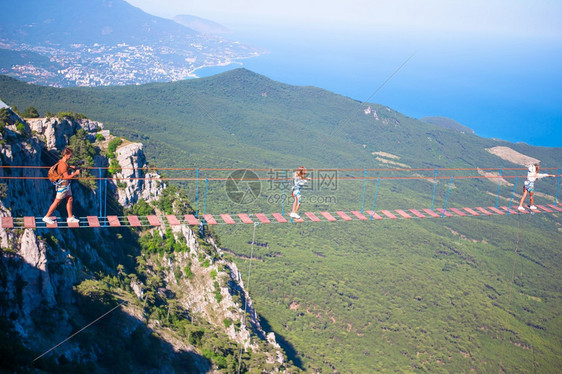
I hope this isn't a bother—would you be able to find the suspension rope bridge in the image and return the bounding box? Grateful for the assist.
[1,204,561,229]
[0,165,560,229]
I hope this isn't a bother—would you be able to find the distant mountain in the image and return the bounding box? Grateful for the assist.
[421,116,475,134]
[0,0,197,46]
[174,14,231,35]
[0,0,263,86]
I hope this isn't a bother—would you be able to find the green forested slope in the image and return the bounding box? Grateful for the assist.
[1,70,561,372]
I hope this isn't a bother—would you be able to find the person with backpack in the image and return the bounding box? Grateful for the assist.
[42,148,81,224]
[517,163,555,212]
[290,166,309,219]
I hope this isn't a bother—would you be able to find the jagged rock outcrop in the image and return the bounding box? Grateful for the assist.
[27,117,101,150]
[113,142,164,206]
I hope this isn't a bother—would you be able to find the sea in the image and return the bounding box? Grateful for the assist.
[196,27,562,148]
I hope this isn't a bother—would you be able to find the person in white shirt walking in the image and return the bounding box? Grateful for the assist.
[518,163,554,211]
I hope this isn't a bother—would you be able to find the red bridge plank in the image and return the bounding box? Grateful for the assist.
[220,214,236,224]
[1,216,13,228]
[365,211,383,220]
[437,209,454,217]
[67,218,80,228]
[87,216,101,227]
[304,212,321,222]
[547,204,562,212]
[536,205,553,213]
[462,207,480,216]
[238,214,253,224]
[184,214,200,225]
[336,211,353,221]
[422,208,440,218]
[487,207,505,215]
[475,207,493,216]
[107,216,121,227]
[351,211,368,220]
[500,206,520,215]
[395,210,412,219]
[166,215,181,225]
[320,212,337,221]
[449,208,467,217]
[255,213,270,224]
[381,210,397,219]
[409,209,426,218]
[271,213,288,223]
[203,214,217,225]
[147,215,161,226]
[24,216,36,229]
[127,215,142,226]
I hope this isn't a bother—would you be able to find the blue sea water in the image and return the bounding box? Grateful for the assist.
[197,27,562,148]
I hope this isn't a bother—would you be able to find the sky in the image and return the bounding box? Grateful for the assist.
[126,0,562,38]
[124,1,562,147]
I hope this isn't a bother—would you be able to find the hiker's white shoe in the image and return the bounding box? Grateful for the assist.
[42,216,55,224]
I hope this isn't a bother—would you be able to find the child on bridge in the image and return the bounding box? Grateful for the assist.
[518,163,554,211]
[290,166,309,219]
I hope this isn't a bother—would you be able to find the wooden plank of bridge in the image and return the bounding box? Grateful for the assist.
[395,210,412,219]
[166,215,181,225]
[271,213,288,223]
[449,208,467,217]
[547,204,562,212]
[203,214,217,225]
[350,211,368,220]
[409,209,426,218]
[365,211,383,220]
[107,216,121,227]
[220,214,236,224]
[1,216,13,228]
[381,210,398,219]
[462,207,480,216]
[68,219,80,228]
[87,216,101,227]
[487,207,505,215]
[23,216,36,229]
[500,206,520,215]
[147,215,161,226]
[336,211,353,221]
[437,209,454,217]
[238,214,253,224]
[320,212,337,222]
[304,212,321,222]
[255,213,271,224]
[184,214,200,225]
[536,205,554,213]
[422,208,440,218]
[127,215,142,226]
[475,207,493,216]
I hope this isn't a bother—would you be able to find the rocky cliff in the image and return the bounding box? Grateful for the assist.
[0,109,292,373]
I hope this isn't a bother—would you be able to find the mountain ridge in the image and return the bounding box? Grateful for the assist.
[0,0,263,86]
